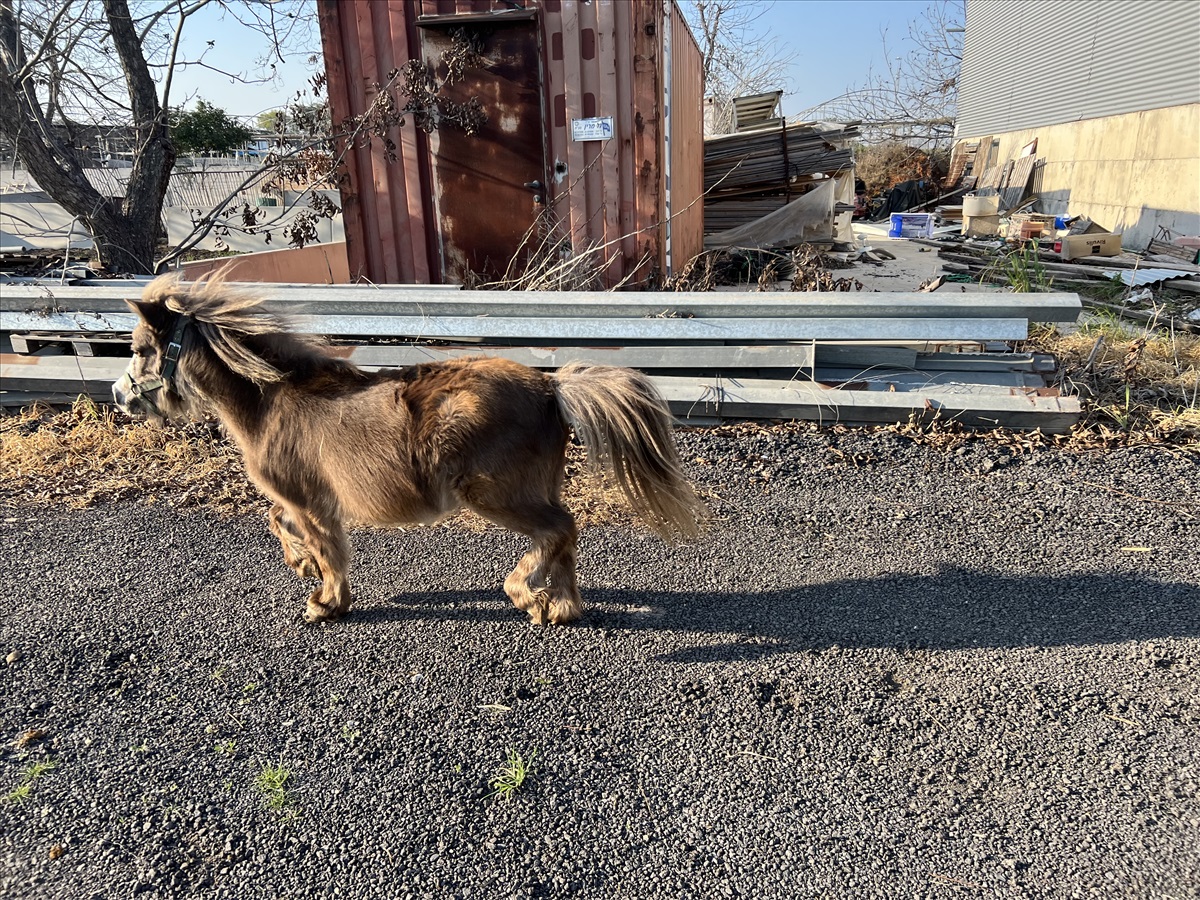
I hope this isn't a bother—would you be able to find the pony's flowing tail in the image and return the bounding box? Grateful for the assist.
[553,363,705,540]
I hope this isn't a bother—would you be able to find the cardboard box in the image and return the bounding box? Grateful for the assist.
[1006,213,1057,240]
[962,214,1001,238]
[1057,232,1122,260]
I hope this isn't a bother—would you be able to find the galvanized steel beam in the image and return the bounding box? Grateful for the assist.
[1,354,1080,432]
[0,311,1034,342]
[0,285,1084,324]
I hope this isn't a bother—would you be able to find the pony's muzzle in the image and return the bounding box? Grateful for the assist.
[112,374,132,412]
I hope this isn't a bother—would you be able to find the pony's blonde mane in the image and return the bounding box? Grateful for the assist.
[141,274,324,386]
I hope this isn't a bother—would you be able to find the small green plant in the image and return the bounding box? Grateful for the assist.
[5,759,57,805]
[211,665,228,683]
[73,396,102,422]
[254,762,294,811]
[340,725,361,743]
[214,739,237,756]
[488,749,536,802]
[1077,307,1143,342]
[982,241,1053,292]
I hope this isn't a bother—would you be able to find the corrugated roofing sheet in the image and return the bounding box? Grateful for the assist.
[957,0,1200,138]
[1101,268,1200,288]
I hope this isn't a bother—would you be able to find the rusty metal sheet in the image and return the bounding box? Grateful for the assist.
[420,17,546,282]
[317,0,705,285]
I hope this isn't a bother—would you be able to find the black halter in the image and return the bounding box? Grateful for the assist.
[127,315,190,403]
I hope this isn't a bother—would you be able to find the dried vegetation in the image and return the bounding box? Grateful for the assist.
[0,398,632,526]
[663,244,861,292]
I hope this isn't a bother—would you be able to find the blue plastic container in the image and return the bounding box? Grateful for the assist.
[888,213,934,239]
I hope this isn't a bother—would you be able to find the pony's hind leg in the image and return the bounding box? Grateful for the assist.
[543,530,581,625]
[467,495,583,625]
[502,549,548,624]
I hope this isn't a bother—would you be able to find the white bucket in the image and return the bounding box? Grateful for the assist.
[963,194,1000,217]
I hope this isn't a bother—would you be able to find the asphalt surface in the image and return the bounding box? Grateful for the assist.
[2,426,1198,899]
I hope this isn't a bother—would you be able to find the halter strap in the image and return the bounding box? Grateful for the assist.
[128,315,190,400]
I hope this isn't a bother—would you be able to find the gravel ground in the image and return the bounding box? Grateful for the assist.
[2,426,1198,900]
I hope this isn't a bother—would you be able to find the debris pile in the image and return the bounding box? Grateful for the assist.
[927,220,1200,333]
[703,121,859,245]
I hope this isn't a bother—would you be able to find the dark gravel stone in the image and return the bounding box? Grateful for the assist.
[1,428,1198,899]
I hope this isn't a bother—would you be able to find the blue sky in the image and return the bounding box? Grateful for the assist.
[755,0,938,116]
[167,0,939,123]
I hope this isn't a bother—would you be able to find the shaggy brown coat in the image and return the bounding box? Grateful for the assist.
[113,276,703,624]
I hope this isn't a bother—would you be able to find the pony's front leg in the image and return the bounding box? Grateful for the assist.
[267,505,320,580]
[276,507,353,623]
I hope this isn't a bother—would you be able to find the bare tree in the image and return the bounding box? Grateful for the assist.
[801,0,964,150]
[0,0,314,274]
[680,1,797,135]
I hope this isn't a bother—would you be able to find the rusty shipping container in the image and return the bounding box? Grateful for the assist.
[316,0,703,286]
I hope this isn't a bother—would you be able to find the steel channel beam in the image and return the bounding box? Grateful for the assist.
[654,376,1081,433]
[0,311,1033,341]
[337,343,815,370]
[0,355,1080,432]
[0,286,1083,324]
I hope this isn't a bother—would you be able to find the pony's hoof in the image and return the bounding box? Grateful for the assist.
[303,604,346,624]
[303,590,349,624]
[547,595,582,625]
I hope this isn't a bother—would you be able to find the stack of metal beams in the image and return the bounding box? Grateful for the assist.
[0,282,1083,431]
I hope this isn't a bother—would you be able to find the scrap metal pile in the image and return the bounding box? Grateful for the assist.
[703,122,860,240]
[926,221,1200,333]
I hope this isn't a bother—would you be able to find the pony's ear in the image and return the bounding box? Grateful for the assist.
[125,298,173,331]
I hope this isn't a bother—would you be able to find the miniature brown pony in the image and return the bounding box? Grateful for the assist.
[113,276,703,625]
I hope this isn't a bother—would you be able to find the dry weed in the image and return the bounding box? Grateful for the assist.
[0,398,259,511]
[0,398,635,527]
[1027,320,1200,448]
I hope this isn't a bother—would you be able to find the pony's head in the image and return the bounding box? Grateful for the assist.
[112,274,289,421]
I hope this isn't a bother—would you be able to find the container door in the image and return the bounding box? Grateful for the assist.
[420,19,547,284]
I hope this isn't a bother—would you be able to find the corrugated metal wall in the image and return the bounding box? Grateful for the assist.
[956,0,1200,139]
[317,0,703,285]
[669,3,704,269]
[317,1,435,283]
